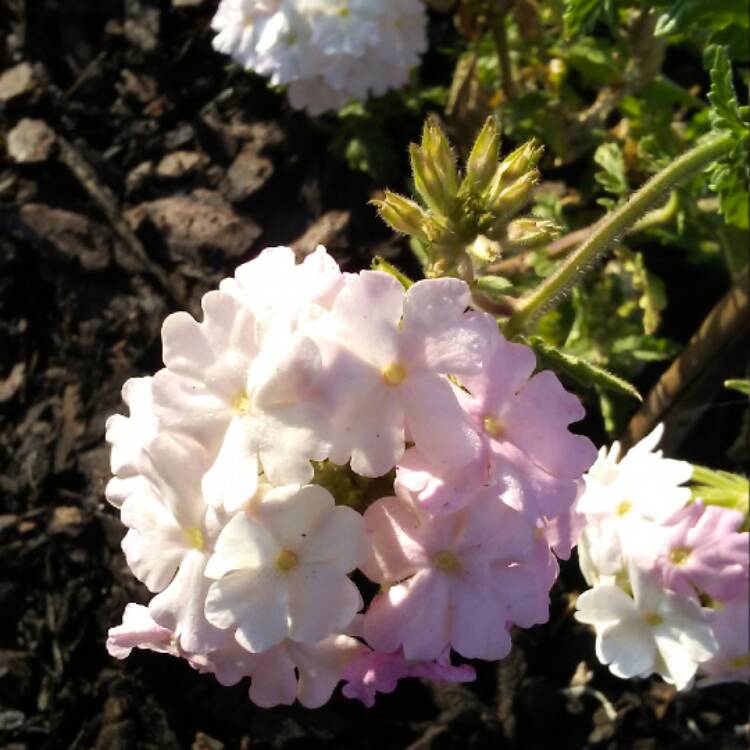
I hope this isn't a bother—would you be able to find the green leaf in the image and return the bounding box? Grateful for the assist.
[474,275,516,298]
[655,0,749,60]
[566,38,623,85]
[704,46,750,228]
[706,46,746,135]
[690,465,749,517]
[563,0,606,38]
[707,153,750,229]
[725,378,750,396]
[594,142,629,200]
[524,336,643,401]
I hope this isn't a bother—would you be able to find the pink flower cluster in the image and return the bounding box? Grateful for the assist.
[105,246,596,707]
[575,426,749,690]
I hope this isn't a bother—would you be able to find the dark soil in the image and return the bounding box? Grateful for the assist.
[0,2,747,749]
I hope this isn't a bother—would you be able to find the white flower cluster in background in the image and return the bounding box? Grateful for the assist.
[211,0,428,114]
[575,426,749,690]
[105,245,598,708]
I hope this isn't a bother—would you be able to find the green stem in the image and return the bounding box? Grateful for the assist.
[503,133,735,338]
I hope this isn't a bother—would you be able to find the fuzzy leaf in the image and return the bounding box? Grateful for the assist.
[690,464,749,516]
[474,275,516,298]
[594,142,629,201]
[704,46,750,228]
[525,336,643,401]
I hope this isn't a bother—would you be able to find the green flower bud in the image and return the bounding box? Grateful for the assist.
[421,117,459,202]
[485,170,539,230]
[505,218,560,248]
[466,235,502,265]
[462,117,501,196]
[374,190,430,241]
[485,140,543,205]
[410,143,453,217]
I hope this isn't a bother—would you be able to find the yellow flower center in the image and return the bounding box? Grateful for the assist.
[382,362,407,386]
[643,611,663,626]
[185,527,204,550]
[616,500,633,517]
[275,549,299,573]
[482,415,504,438]
[669,546,692,565]
[338,4,350,17]
[729,653,750,670]
[433,550,460,573]
[233,392,251,414]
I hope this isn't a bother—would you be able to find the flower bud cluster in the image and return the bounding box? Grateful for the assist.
[210,0,427,115]
[574,425,749,690]
[374,117,559,288]
[105,245,596,707]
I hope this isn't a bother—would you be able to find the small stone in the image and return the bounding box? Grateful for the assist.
[156,151,204,179]
[7,119,57,163]
[290,210,350,258]
[221,144,273,203]
[0,63,35,102]
[0,363,25,402]
[0,514,19,532]
[125,161,154,193]
[126,189,262,261]
[0,709,25,730]
[193,732,224,750]
[19,205,112,271]
[49,506,85,536]
[95,720,137,750]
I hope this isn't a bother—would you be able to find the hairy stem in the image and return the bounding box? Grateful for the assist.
[503,133,735,338]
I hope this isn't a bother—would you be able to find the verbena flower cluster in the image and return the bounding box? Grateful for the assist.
[210,0,427,115]
[105,245,598,707]
[575,425,749,690]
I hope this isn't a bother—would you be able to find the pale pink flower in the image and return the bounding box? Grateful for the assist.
[654,502,749,602]
[342,647,476,707]
[204,484,366,652]
[394,446,488,515]
[315,272,495,477]
[698,599,750,687]
[575,566,717,690]
[462,336,596,515]
[106,603,176,660]
[245,635,366,708]
[361,490,547,661]
[152,284,330,511]
[191,631,367,707]
[118,434,225,653]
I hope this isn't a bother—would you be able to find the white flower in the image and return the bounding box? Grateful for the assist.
[578,424,692,522]
[204,484,366,652]
[152,259,334,512]
[576,424,692,582]
[104,377,158,508]
[119,434,226,653]
[575,566,717,690]
[210,0,427,114]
